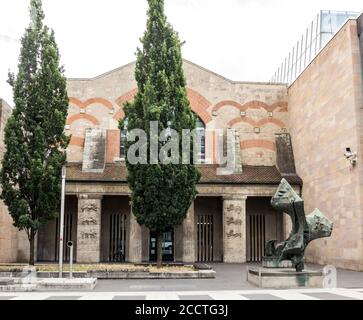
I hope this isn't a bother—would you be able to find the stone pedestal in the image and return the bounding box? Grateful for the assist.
[129,211,142,263]
[223,196,247,263]
[77,194,102,263]
[182,203,196,263]
[247,267,324,289]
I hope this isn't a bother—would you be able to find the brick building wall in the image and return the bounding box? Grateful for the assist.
[66,60,289,167]
[288,19,363,270]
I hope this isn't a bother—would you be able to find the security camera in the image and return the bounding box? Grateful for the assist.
[67,241,73,248]
[344,148,357,165]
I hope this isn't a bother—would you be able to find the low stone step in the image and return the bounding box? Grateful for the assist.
[0,284,36,292]
[0,278,15,285]
[193,263,212,270]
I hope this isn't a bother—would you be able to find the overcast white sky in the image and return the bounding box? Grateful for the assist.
[0,0,362,105]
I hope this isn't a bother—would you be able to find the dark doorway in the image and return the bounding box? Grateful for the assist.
[100,196,130,262]
[246,197,283,262]
[149,229,174,262]
[195,197,223,262]
[37,195,78,262]
[197,215,214,262]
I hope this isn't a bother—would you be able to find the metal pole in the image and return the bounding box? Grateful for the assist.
[59,166,66,278]
[69,243,73,279]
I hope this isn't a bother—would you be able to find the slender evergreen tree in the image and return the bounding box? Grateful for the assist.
[122,0,200,266]
[0,0,69,265]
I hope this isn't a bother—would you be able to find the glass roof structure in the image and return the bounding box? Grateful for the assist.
[270,10,359,85]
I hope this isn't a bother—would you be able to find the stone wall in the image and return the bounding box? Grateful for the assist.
[66,60,288,167]
[288,19,363,271]
[0,99,18,263]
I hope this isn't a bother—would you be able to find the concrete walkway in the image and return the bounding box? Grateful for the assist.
[92,263,363,292]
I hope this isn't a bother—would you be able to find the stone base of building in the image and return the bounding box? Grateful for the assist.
[247,267,324,289]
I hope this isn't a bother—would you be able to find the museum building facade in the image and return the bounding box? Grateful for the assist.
[0,13,363,270]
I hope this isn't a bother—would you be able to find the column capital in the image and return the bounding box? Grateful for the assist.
[77,193,104,200]
[222,195,247,201]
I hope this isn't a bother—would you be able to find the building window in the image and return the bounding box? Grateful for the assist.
[120,118,128,161]
[195,117,206,163]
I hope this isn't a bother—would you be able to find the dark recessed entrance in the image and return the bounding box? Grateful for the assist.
[149,229,174,262]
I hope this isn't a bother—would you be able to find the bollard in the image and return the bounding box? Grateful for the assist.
[67,241,74,279]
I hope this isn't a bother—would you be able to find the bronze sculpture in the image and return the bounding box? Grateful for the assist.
[263,179,333,272]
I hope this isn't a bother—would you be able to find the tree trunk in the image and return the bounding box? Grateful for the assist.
[29,231,36,266]
[156,231,163,268]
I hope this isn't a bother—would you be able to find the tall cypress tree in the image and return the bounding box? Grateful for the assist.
[0,0,69,265]
[122,0,200,266]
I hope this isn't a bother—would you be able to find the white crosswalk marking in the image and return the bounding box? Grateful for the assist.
[10,293,52,300]
[331,288,363,300]
[146,293,180,300]
[1,288,363,300]
[270,292,320,300]
[79,292,118,300]
[208,293,249,300]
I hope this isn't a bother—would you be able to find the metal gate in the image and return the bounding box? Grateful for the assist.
[109,213,127,262]
[247,215,266,262]
[197,215,214,262]
[55,213,74,262]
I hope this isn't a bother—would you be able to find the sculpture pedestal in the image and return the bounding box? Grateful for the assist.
[247,267,324,289]
[262,256,293,268]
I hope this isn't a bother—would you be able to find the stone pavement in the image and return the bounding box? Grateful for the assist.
[0,288,363,300]
[93,263,363,292]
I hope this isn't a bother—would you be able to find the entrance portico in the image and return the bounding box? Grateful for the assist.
[36,163,301,264]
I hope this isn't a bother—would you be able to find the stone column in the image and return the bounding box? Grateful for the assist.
[223,196,247,263]
[129,210,142,263]
[182,202,196,263]
[77,194,103,263]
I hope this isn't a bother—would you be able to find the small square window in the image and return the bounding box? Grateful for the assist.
[268,112,273,118]
[65,125,70,130]
[80,109,86,114]
[254,127,261,134]
[240,111,246,117]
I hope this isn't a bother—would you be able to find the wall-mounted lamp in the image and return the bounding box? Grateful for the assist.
[344,148,357,166]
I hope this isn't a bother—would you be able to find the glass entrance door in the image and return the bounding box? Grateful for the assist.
[149,229,174,262]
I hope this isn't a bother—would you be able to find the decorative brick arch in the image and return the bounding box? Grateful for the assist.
[115,88,138,107]
[270,101,288,112]
[212,100,288,113]
[114,108,126,121]
[240,140,276,152]
[113,87,212,124]
[69,97,113,111]
[187,88,212,124]
[228,117,285,129]
[114,89,138,121]
[66,114,100,126]
[243,100,270,112]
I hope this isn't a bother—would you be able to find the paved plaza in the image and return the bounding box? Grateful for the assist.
[2,263,363,300]
[93,263,363,292]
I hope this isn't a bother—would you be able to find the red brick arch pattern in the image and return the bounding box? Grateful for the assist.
[113,88,212,124]
[228,117,285,129]
[213,100,288,113]
[66,114,100,126]
[69,97,113,111]
[240,140,276,152]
